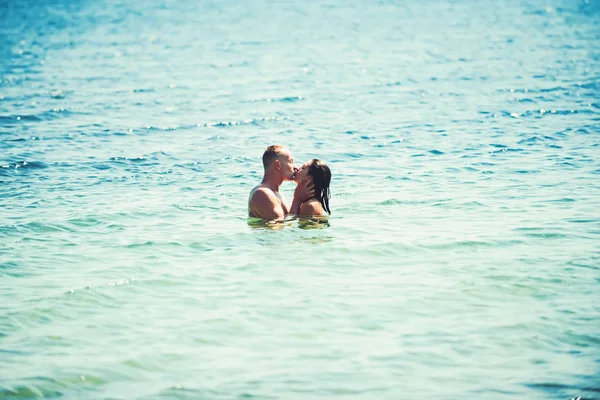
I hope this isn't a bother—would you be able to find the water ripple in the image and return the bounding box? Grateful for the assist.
[1,0,599,398]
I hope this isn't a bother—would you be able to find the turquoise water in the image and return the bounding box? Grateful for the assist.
[1,0,599,398]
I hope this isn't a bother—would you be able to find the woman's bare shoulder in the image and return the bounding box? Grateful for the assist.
[299,199,325,216]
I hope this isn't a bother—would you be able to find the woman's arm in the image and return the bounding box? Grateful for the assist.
[290,179,314,215]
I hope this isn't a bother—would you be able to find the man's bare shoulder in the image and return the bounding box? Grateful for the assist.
[249,185,276,202]
[248,185,284,219]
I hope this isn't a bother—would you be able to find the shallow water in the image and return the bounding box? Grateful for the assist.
[1,0,599,398]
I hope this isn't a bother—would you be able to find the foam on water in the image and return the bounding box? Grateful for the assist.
[1,0,599,398]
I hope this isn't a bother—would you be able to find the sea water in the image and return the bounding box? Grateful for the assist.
[1,0,599,398]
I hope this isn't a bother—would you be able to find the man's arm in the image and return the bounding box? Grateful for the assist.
[249,188,286,220]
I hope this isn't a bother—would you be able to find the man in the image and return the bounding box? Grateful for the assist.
[248,145,314,219]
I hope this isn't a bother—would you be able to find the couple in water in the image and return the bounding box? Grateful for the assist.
[248,145,331,220]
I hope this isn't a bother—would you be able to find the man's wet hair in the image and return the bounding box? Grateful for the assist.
[262,145,286,169]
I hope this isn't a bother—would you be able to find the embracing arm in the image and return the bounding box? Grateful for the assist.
[289,179,315,215]
[249,188,286,220]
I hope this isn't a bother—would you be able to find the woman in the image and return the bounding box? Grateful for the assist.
[294,159,331,216]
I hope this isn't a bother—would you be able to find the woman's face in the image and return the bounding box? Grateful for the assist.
[294,161,311,183]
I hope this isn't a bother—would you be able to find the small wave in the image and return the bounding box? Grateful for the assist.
[132,88,156,93]
[67,217,105,227]
[0,109,83,125]
[140,125,184,131]
[526,381,600,398]
[539,198,576,203]
[489,147,524,154]
[49,90,72,99]
[130,116,290,133]
[522,232,569,239]
[209,61,250,68]
[202,116,289,127]
[566,218,598,224]
[14,221,68,233]
[498,108,595,119]
[90,163,112,171]
[109,151,174,165]
[108,277,140,286]
[422,239,523,250]
[517,135,559,145]
[249,95,304,103]
[0,161,48,171]
[378,198,452,206]
[579,80,599,91]
[110,156,146,162]
[0,384,62,399]
[567,260,599,270]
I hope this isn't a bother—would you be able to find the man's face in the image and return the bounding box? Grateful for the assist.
[278,150,298,181]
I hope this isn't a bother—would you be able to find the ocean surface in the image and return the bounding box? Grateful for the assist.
[1,0,599,398]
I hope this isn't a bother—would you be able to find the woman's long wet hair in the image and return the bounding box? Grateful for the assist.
[307,159,331,214]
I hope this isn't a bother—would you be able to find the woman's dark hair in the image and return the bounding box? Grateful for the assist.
[307,159,331,214]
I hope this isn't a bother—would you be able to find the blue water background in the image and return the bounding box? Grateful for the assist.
[1,0,599,398]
